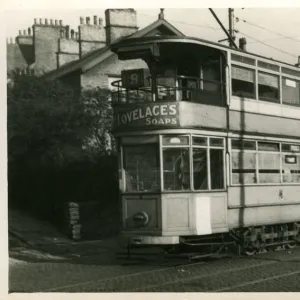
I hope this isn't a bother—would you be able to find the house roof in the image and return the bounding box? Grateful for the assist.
[44,18,184,80]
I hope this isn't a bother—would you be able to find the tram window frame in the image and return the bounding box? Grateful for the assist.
[162,135,191,191]
[231,139,300,186]
[282,77,300,107]
[122,137,161,193]
[161,135,226,192]
[231,65,256,99]
[258,71,280,103]
[192,136,225,191]
[231,139,257,185]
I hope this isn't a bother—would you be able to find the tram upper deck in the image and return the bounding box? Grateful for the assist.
[111,36,300,139]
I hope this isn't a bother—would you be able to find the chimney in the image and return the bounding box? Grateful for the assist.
[80,17,84,24]
[70,29,75,39]
[86,17,90,25]
[65,25,70,38]
[239,37,247,51]
[105,9,138,45]
[94,15,97,25]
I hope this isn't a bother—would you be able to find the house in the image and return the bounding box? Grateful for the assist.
[7,8,184,96]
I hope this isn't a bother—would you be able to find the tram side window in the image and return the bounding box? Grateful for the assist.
[282,144,300,183]
[231,65,255,99]
[257,142,280,183]
[258,72,280,103]
[231,140,257,184]
[282,77,300,107]
[123,145,160,192]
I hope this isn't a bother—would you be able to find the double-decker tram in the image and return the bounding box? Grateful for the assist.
[110,36,300,257]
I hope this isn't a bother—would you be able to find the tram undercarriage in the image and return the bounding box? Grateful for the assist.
[125,222,300,261]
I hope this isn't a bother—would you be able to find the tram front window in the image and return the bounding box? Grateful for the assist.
[163,148,190,191]
[123,145,160,192]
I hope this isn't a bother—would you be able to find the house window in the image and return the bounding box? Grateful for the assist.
[258,72,280,103]
[231,65,255,99]
[282,77,300,107]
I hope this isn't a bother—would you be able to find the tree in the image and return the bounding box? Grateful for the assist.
[7,73,113,167]
[7,73,117,217]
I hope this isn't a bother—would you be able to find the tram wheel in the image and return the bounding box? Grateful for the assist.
[286,241,296,249]
[244,248,256,256]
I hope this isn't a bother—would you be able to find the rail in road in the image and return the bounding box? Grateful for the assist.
[39,247,300,293]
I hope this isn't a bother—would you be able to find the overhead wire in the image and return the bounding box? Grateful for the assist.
[137,12,298,59]
[238,31,297,58]
[235,17,300,43]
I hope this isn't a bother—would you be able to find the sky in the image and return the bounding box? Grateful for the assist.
[3,2,300,66]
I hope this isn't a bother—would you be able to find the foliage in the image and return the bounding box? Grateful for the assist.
[7,73,118,221]
[7,73,114,167]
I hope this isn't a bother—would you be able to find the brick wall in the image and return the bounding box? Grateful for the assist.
[58,38,79,67]
[105,9,138,45]
[78,16,106,56]
[33,19,65,74]
[6,42,28,74]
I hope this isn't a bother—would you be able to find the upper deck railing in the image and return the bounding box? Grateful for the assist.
[111,75,226,107]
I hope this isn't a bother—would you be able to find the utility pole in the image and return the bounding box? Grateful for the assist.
[228,8,235,47]
[209,8,238,49]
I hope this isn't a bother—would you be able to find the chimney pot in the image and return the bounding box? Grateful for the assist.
[28,28,31,35]
[99,18,103,26]
[86,17,90,25]
[70,29,74,39]
[55,20,58,25]
[39,18,42,24]
[239,37,247,51]
[50,19,53,25]
[93,15,97,25]
[34,18,37,24]
[80,16,84,24]
[66,25,70,38]
[19,30,22,36]
[45,18,48,25]
[59,20,63,26]
[23,30,26,35]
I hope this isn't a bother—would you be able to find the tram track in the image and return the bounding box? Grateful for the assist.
[43,247,300,292]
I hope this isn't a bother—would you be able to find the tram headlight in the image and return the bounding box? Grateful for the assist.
[132,211,149,227]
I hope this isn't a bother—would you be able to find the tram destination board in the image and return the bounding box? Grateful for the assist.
[113,103,179,130]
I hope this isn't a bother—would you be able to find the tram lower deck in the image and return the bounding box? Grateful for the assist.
[118,132,300,250]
